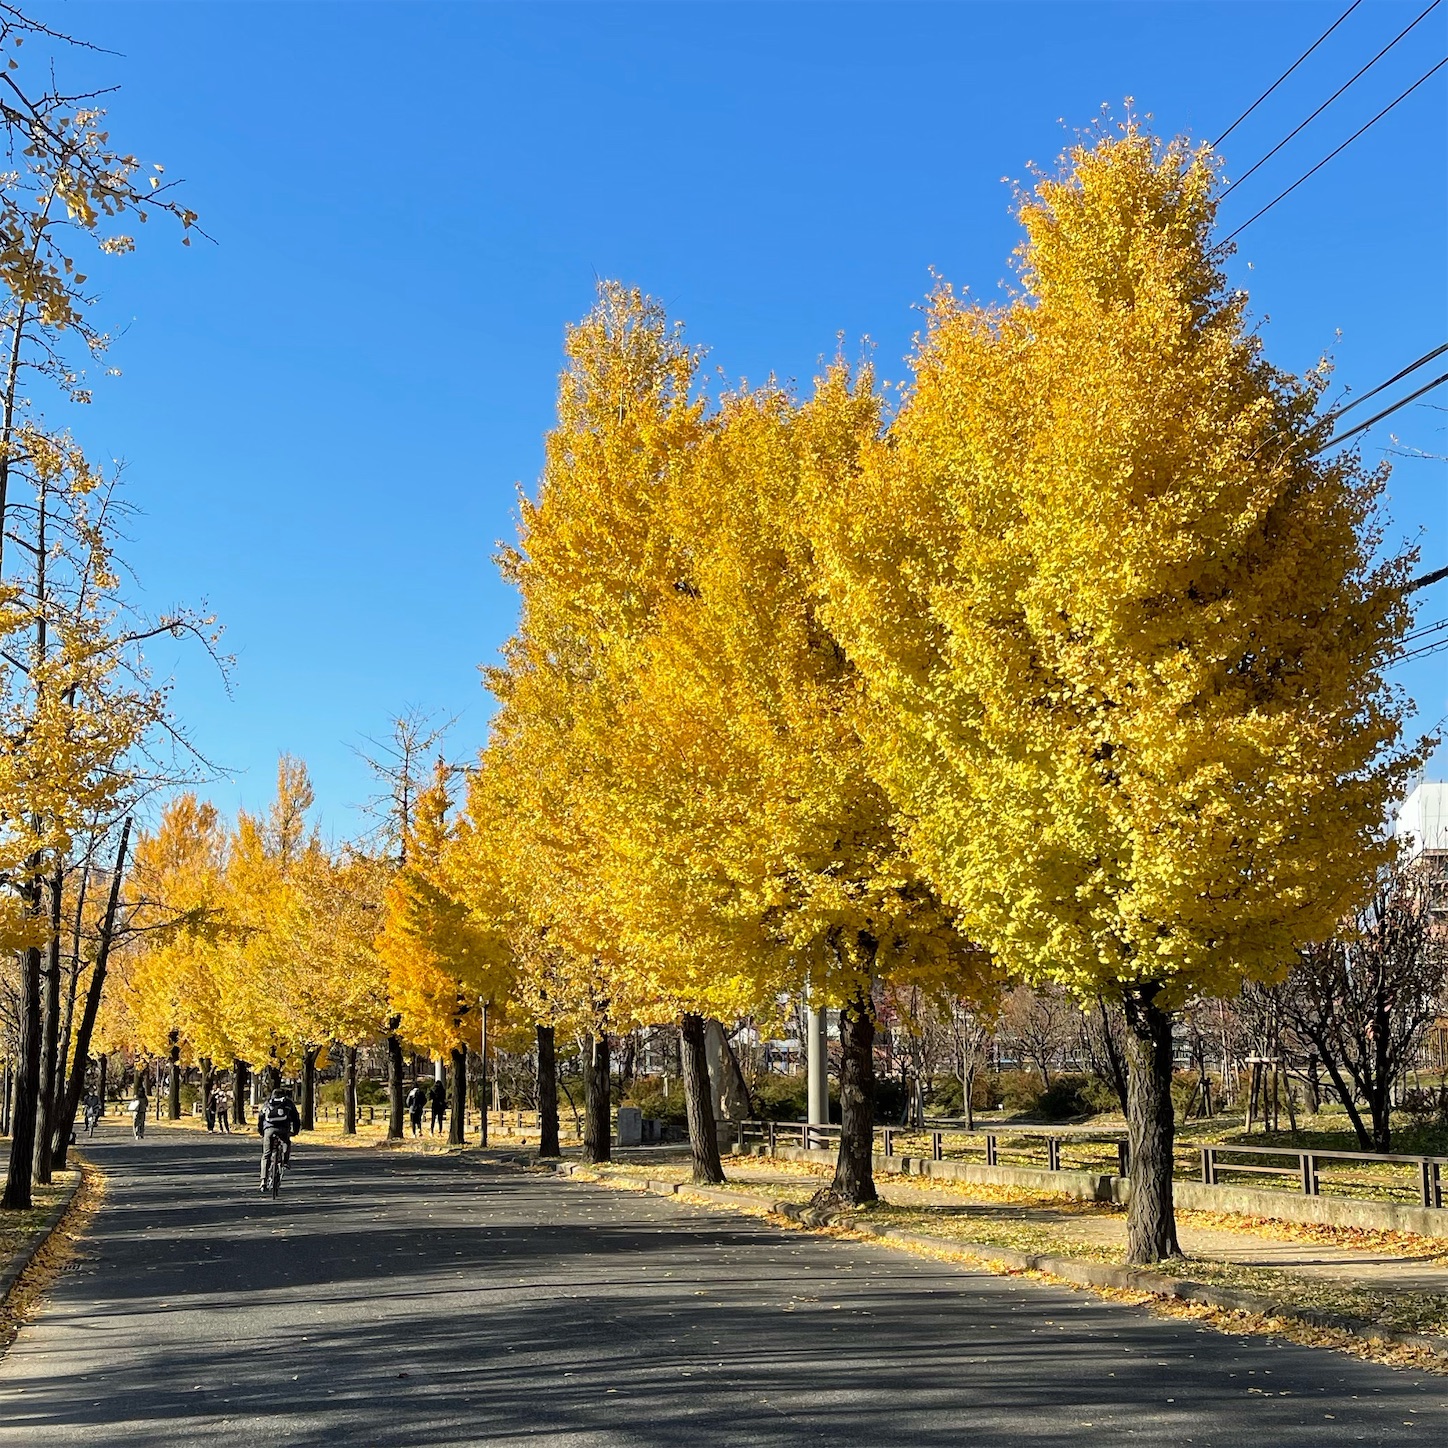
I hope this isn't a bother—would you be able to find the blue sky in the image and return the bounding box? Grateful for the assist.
[27,0,1448,838]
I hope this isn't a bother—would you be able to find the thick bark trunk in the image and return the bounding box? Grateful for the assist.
[33,862,65,1184]
[680,1013,725,1185]
[3,930,45,1209]
[449,1045,466,1146]
[167,1030,182,1121]
[300,1047,318,1130]
[386,1029,404,1139]
[820,985,878,1207]
[536,1025,560,1158]
[581,1031,611,1164]
[232,1060,248,1127]
[1122,984,1181,1265]
[343,1045,358,1134]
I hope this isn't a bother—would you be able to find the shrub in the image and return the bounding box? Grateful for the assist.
[997,1070,1093,1121]
[621,1075,688,1126]
[319,1077,387,1106]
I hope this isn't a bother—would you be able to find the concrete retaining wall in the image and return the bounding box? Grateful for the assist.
[737,1141,1448,1237]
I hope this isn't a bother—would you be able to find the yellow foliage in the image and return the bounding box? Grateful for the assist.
[810,125,1419,1003]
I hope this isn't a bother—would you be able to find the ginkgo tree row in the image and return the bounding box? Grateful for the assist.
[466,122,1417,1265]
[101,121,1415,1269]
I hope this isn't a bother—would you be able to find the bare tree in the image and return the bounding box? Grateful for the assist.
[1077,995,1130,1115]
[1280,864,1448,1151]
[1001,985,1070,1090]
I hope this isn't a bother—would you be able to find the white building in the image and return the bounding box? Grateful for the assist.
[1395,780,1448,863]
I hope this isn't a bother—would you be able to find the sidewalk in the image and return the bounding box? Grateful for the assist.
[575,1151,1448,1344]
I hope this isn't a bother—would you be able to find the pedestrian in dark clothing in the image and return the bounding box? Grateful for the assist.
[406,1083,426,1137]
[205,1091,216,1131]
[429,1077,446,1135]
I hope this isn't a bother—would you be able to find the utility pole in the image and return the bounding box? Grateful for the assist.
[806,1002,828,1149]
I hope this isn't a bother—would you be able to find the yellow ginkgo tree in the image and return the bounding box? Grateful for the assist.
[810,125,1419,1261]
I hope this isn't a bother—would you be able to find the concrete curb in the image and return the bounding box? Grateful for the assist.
[543,1158,1448,1361]
[0,1168,83,1310]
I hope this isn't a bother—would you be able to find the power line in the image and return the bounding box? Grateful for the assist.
[1221,0,1442,199]
[1325,343,1448,427]
[1213,0,1364,147]
[1307,371,1448,457]
[1217,55,1448,249]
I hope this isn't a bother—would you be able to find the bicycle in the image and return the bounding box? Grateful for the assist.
[260,1130,286,1198]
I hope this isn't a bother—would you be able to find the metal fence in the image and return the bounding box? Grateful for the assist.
[737,1119,1448,1210]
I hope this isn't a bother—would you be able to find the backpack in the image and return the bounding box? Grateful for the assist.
[263,1097,292,1128]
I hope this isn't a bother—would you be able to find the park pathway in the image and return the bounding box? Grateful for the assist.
[0,1124,1442,1446]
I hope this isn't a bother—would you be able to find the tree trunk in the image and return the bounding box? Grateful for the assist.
[3,922,45,1208]
[581,1031,611,1164]
[343,1045,358,1134]
[817,981,878,1208]
[97,1054,107,1116]
[1122,984,1181,1265]
[232,1060,248,1127]
[167,1030,182,1121]
[478,1004,489,1147]
[300,1047,318,1130]
[1,1058,11,1136]
[962,1067,976,1131]
[33,861,65,1185]
[536,1024,560,1158]
[680,1013,725,1185]
[1367,1087,1392,1153]
[449,1045,466,1146]
[386,1028,404,1139]
[50,821,130,1169]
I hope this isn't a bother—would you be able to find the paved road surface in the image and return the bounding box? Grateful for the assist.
[0,1125,1442,1445]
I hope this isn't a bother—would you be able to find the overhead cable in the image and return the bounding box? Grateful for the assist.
[1217,55,1448,248]
[1221,0,1442,199]
[1324,343,1448,427]
[1307,372,1448,457]
[1213,0,1364,147]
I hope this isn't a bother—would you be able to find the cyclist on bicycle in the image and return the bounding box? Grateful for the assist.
[257,1086,301,1171]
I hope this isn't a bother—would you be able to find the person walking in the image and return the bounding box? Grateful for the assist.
[406,1081,426,1137]
[133,1074,149,1140]
[429,1076,446,1135]
[205,1088,216,1131]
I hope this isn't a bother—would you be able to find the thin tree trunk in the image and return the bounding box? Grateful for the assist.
[97,1054,107,1116]
[232,1059,248,1127]
[167,1030,182,1121]
[680,1013,725,1185]
[1122,984,1181,1265]
[386,1027,404,1139]
[449,1045,466,1146]
[536,1024,560,1158]
[581,1031,611,1164]
[1,1059,11,1136]
[4,883,45,1209]
[300,1047,318,1130]
[963,1067,976,1131]
[817,979,879,1209]
[334,1044,352,1134]
[478,1004,489,1147]
[33,859,66,1184]
[51,820,130,1170]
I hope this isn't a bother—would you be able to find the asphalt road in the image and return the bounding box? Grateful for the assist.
[0,1124,1443,1446]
